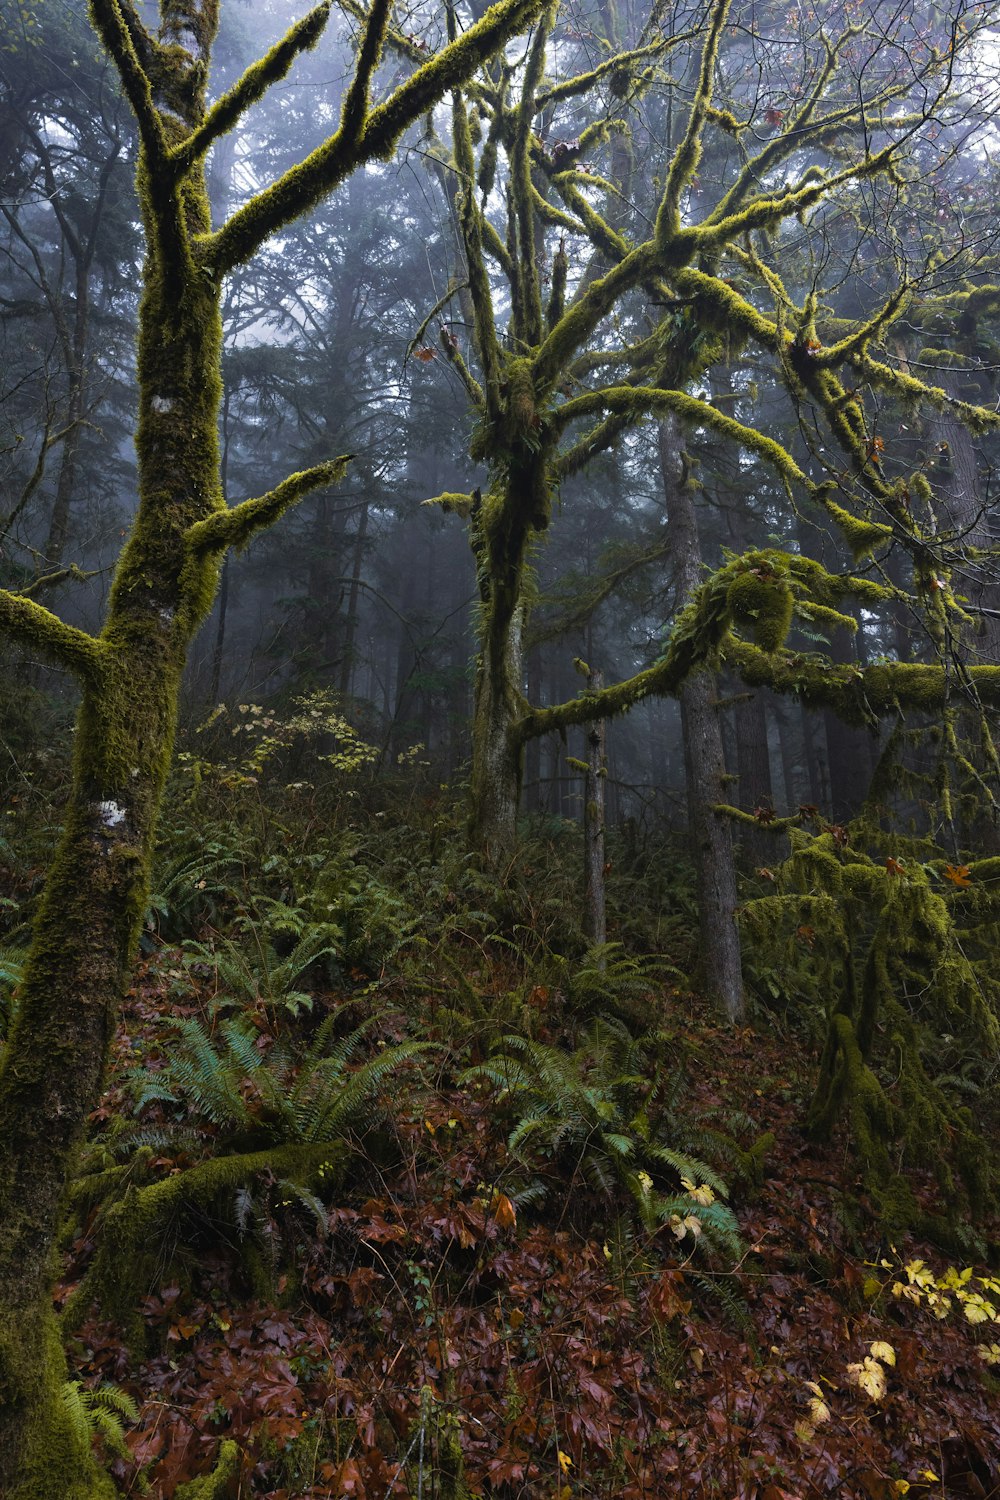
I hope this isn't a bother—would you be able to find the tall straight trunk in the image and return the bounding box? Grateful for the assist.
[680,672,744,1019]
[583,668,607,947]
[734,684,774,867]
[657,416,742,1020]
[338,501,369,698]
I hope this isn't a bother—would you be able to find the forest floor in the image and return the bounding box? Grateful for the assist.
[60,945,1000,1500]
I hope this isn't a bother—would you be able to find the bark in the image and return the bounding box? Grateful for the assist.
[657,415,743,1020]
[467,465,540,858]
[338,501,369,698]
[734,683,774,867]
[583,668,607,948]
[0,159,223,1495]
[680,672,744,1021]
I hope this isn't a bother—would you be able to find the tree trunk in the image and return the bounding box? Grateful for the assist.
[583,668,607,948]
[657,415,743,1020]
[680,672,744,1021]
[468,588,524,857]
[338,501,369,699]
[468,470,538,859]
[0,164,224,1488]
[734,683,774,868]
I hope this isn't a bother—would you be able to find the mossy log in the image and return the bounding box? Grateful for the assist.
[63,1141,346,1336]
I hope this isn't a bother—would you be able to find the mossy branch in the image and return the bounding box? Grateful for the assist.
[714,803,803,832]
[184,456,352,556]
[0,588,104,682]
[205,0,545,273]
[453,89,503,414]
[513,551,906,744]
[552,384,805,489]
[537,37,677,106]
[421,491,475,518]
[17,565,99,600]
[87,0,167,167]
[340,0,393,143]
[170,2,332,172]
[550,173,630,263]
[64,1140,348,1329]
[533,242,658,392]
[510,0,556,345]
[655,0,731,243]
[725,639,1000,722]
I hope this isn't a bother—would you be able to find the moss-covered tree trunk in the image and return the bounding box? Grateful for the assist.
[0,0,544,1486]
[468,474,536,858]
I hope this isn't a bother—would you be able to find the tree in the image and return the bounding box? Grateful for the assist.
[417,0,1000,878]
[0,0,544,1491]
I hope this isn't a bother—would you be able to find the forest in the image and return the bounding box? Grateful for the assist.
[2,0,1000,1493]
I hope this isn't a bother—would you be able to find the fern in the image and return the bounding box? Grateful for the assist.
[61,1380,139,1462]
[463,1020,740,1258]
[0,944,27,1038]
[124,1013,432,1151]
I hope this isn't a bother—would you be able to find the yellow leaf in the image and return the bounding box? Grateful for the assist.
[919,1471,940,1483]
[690,1346,704,1372]
[870,1340,896,1366]
[557,1450,573,1473]
[894,1482,910,1494]
[794,1418,815,1444]
[808,1396,832,1424]
[847,1355,887,1401]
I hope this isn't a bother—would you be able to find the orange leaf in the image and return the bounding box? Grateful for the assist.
[885,856,906,877]
[943,863,972,888]
[492,1191,517,1229]
[413,345,437,362]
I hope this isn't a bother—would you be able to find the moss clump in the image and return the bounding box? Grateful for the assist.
[821,497,892,561]
[726,567,794,652]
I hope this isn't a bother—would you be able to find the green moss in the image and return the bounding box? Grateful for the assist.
[821,497,892,560]
[2,1308,116,1500]
[175,1440,241,1499]
[74,1141,347,1332]
[726,568,794,653]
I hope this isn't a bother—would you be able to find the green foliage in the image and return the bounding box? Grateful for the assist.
[463,1018,740,1256]
[180,918,343,1018]
[0,945,26,1039]
[60,1381,138,1464]
[740,827,1000,1226]
[125,1010,431,1150]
